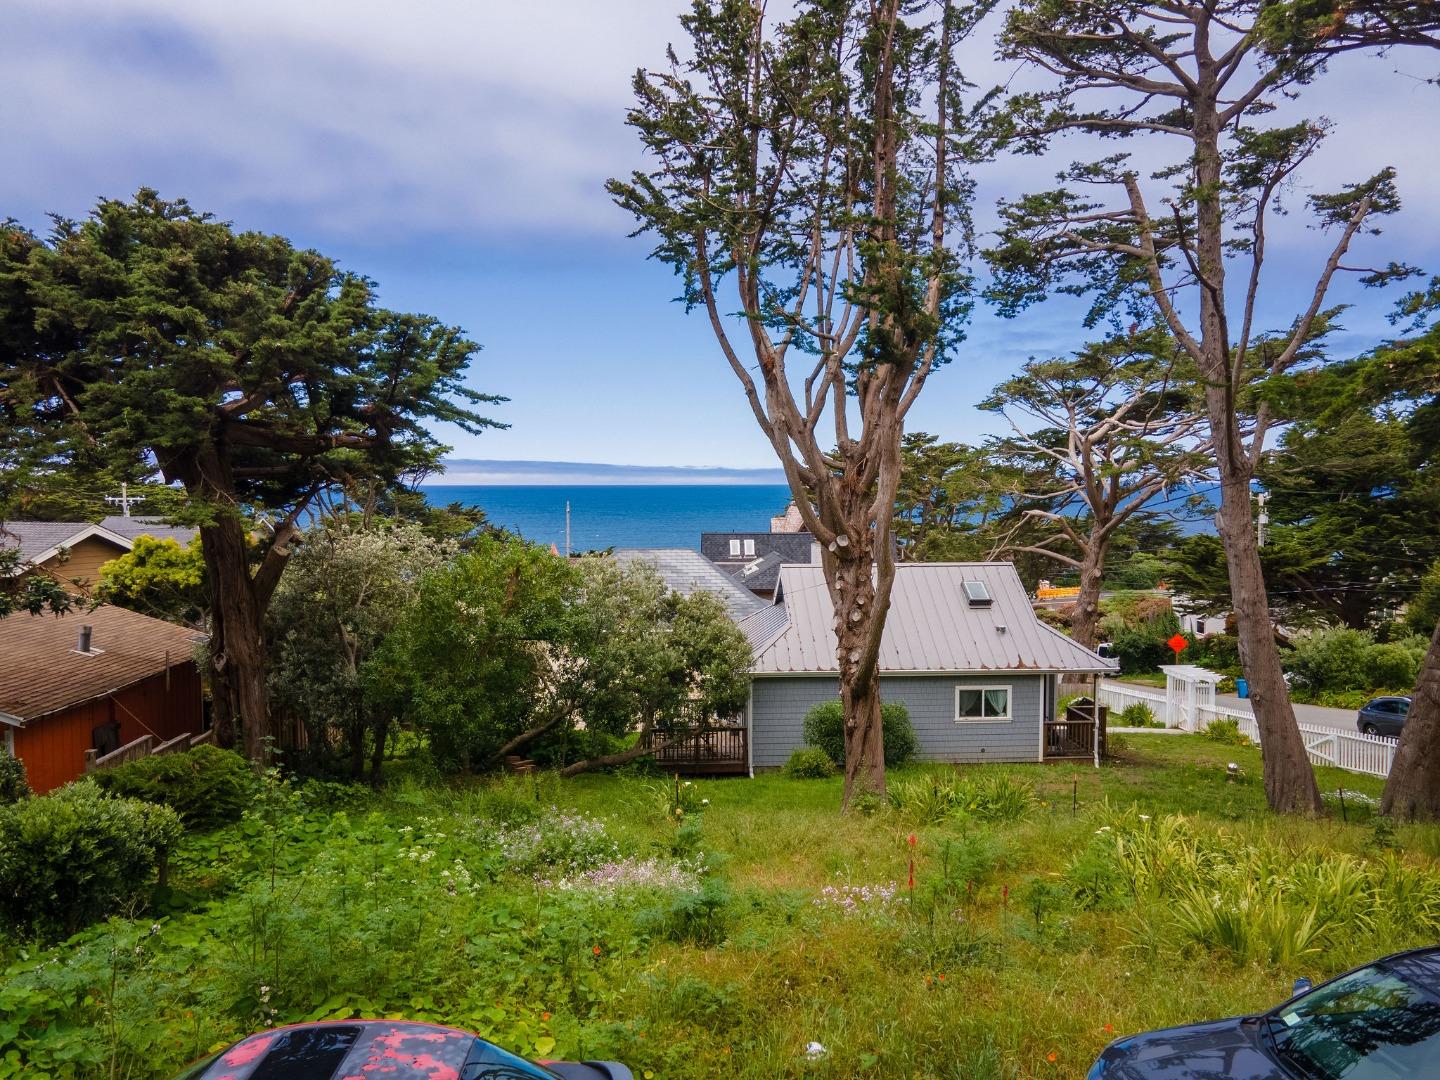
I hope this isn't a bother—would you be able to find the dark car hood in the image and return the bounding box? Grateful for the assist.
[1093,1016,1292,1080]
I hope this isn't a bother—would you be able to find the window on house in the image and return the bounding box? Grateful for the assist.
[955,686,1011,722]
[743,539,756,556]
[962,580,992,607]
[729,539,742,557]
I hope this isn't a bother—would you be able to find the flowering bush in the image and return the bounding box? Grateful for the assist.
[486,808,620,877]
[813,879,903,917]
[540,854,705,895]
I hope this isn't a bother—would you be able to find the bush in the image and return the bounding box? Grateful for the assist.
[90,745,255,830]
[0,749,29,804]
[1366,642,1420,691]
[1284,627,1373,692]
[1107,610,1186,674]
[783,747,838,779]
[801,700,918,769]
[1201,718,1253,747]
[1117,702,1161,728]
[0,784,182,938]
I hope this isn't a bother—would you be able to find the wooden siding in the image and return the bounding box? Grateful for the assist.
[750,674,1046,769]
[34,535,128,596]
[11,662,202,793]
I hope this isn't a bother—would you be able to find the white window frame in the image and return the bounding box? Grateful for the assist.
[743,538,756,556]
[729,539,742,557]
[954,684,1013,724]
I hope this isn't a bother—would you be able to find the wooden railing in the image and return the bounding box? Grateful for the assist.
[641,726,748,775]
[84,729,214,774]
[1044,719,1099,760]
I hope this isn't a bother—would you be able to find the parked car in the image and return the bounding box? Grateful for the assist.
[169,1020,633,1080]
[1357,696,1412,738]
[1086,945,1440,1078]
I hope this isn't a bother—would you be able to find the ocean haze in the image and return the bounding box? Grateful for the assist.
[434,459,787,486]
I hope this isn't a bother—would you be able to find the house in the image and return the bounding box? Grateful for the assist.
[740,562,1116,771]
[0,517,198,596]
[700,531,819,599]
[0,605,205,792]
[611,548,765,620]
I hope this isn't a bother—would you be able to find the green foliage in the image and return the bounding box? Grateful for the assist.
[888,773,1037,824]
[801,700,917,770]
[95,535,207,625]
[1407,561,1440,637]
[0,548,72,617]
[378,541,752,772]
[1201,718,1254,747]
[0,784,182,938]
[637,878,733,948]
[783,747,839,780]
[1284,627,1427,693]
[1104,605,1185,675]
[89,746,255,830]
[0,749,29,805]
[1117,702,1161,728]
[268,519,453,780]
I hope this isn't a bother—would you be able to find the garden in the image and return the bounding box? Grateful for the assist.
[4,735,1440,1079]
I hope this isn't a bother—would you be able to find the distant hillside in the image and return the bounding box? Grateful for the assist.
[430,459,788,486]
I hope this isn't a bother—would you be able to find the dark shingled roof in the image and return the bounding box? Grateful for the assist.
[99,516,198,546]
[700,531,816,565]
[727,550,787,594]
[0,605,204,723]
[0,521,129,562]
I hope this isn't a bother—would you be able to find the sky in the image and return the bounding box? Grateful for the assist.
[2,1,1436,474]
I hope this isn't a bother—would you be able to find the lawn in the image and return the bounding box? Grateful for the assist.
[3,735,1438,1079]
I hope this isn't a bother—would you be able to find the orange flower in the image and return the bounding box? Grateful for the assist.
[592,946,602,956]
[937,973,945,982]
[1047,1052,1057,1063]
[542,1012,552,1022]
[1103,1024,1113,1034]
[907,833,917,847]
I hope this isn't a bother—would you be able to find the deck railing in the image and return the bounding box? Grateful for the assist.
[1044,719,1099,759]
[641,726,748,774]
[84,728,214,774]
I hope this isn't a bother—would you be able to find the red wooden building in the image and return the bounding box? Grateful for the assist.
[0,605,205,793]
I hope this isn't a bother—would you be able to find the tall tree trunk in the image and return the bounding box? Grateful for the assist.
[200,511,271,762]
[1381,620,1440,819]
[830,533,892,806]
[1213,468,1322,813]
[368,715,390,789]
[1190,73,1320,815]
[1070,543,1105,650]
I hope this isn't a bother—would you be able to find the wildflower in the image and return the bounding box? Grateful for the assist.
[593,946,602,956]
[1138,814,1151,822]
[907,833,917,848]
[701,798,710,807]
[805,1042,827,1060]
[1047,1051,1057,1063]
[1103,1024,1113,1035]
[674,807,683,817]
[542,1012,551,1022]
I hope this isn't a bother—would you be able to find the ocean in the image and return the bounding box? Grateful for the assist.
[420,484,794,552]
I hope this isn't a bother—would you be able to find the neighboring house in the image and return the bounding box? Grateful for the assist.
[741,562,1116,771]
[0,517,198,596]
[611,548,765,620]
[0,605,205,792]
[701,531,819,599]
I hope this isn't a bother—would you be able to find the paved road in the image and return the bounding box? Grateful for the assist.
[1115,681,1360,733]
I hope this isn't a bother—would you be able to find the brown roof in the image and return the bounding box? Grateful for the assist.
[0,604,204,723]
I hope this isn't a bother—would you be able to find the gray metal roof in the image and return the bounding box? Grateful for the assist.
[753,562,1116,675]
[611,548,765,620]
[0,521,130,562]
[99,516,198,546]
[738,603,791,652]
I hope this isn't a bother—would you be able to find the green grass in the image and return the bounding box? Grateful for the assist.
[2,737,1437,1080]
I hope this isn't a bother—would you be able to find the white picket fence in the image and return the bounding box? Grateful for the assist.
[1099,680,1398,779]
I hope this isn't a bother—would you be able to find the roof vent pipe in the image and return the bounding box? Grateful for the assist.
[77,624,93,654]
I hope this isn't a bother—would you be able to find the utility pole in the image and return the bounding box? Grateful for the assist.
[1256,491,1269,548]
[565,501,571,558]
[104,482,145,518]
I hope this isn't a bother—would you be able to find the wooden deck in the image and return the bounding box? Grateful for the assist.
[640,726,748,776]
[1043,718,1102,760]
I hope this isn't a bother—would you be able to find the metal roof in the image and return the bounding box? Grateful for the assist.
[611,548,765,620]
[752,562,1116,675]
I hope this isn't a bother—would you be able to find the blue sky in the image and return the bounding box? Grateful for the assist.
[3,1,1436,473]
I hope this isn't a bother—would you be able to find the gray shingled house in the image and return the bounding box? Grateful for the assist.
[739,562,1115,771]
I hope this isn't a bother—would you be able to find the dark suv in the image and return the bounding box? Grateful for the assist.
[1357,696,1411,738]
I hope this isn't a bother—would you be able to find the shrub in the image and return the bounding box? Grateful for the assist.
[783,747,838,779]
[638,877,733,946]
[89,744,255,830]
[1201,717,1253,746]
[1284,627,1373,692]
[0,748,29,804]
[0,784,182,937]
[1365,642,1421,691]
[801,700,918,769]
[1117,702,1161,728]
[1108,610,1186,674]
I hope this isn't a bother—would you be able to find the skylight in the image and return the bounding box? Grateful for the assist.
[962,580,992,607]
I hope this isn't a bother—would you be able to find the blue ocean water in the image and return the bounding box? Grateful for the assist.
[420,485,794,552]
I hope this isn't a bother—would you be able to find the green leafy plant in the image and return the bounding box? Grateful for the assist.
[89,745,256,830]
[1201,718,1253,746]
[889,773,1037,824]
[801,700,917,769]
[0,748,29,804]
[0,784,182,938]
[1117,702,1162,728]
[783,747,839,779]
